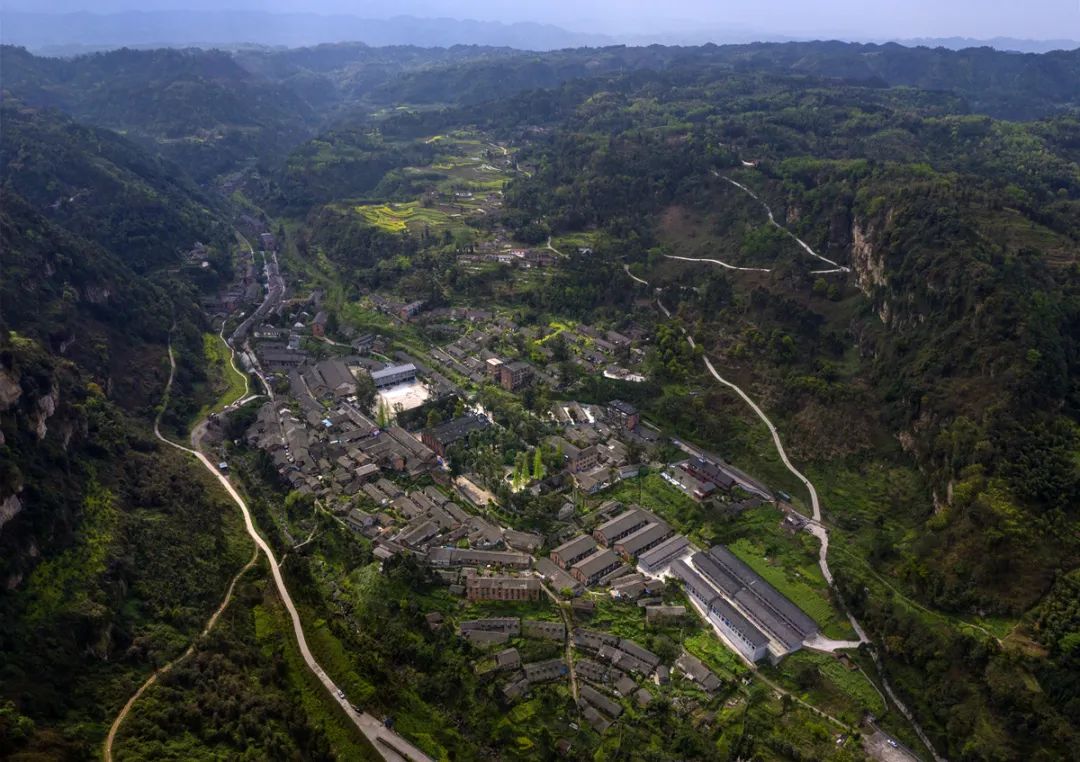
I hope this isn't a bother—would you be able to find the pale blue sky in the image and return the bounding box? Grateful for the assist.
[5,1,1079,41]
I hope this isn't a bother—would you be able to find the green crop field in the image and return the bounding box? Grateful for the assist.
[768,650,886,724]
[205,332,247,407]
[683,630,751,679]
[354,202,457,233]
[188,332,248,428]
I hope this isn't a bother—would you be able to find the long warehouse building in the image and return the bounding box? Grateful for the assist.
[670,559,770,663]
[690,546,819,653]
[707,545,819,638]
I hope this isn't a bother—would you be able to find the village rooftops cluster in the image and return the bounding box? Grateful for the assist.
[544,401,656,495]
[547,504,690,595]
[420,413,492,457]
[199,244,258,316]
[664,455,742,502]
[245,334,454,500]
[230,283,834,727]
[247,395,437,497]
[423,311,647,394]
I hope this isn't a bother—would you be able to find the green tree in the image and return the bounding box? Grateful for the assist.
[532,447,545,481]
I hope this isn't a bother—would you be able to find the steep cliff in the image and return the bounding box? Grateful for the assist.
[0,108,253,758]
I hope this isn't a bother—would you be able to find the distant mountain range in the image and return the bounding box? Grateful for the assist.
[896,36,1080,54]
[4,11,1077,55]
[3,11,608,53]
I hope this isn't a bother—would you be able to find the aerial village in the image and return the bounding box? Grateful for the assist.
[181,124,867,745]
[196,228,849,740]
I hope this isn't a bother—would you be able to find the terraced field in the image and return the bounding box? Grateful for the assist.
[353,201,455,233]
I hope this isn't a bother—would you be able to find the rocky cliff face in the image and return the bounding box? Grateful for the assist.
[0,494,23,538]
[0,343,70,577]
[0,363,61,447]
[850,217,888,295]
[0,368,21,412]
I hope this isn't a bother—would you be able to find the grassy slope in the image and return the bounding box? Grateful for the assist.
[192,331,248,425]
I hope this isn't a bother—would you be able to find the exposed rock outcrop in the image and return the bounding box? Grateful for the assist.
[0,494,23,537]
[850,218,888,296]
[32,387,59,440]
[0,368,21,409]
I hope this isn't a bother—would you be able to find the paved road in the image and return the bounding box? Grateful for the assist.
[103,326,261,762]
[228,235,280,402]
[802,633,865,652]
[664,253,772,273]
[179,433,433,762]
[231,236,285,345]
[179,355,432,761]
[624,256,941,761]
[715,172,851,274]
[219,321,250,397]
[698,347,946,761]
[107,329,432,762]
[669,437,772,500]
[622,264,650,286]
[864,725,922,762]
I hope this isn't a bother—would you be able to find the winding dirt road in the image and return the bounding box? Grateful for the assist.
[698,346,948,761]
[103,328,259,762]
[103,537,259,762]
[715,172,851,274]
[104,325,432,762]
[664,253,772,273]
[622,263,650,286]
[624,263,943,761]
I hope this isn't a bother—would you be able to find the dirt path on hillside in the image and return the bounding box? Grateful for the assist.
[104,329,432,762]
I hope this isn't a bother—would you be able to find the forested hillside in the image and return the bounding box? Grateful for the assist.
[5,39,1080,187]
[0,103,250,758]
[493,70,1080,759]
[0,46,318,183]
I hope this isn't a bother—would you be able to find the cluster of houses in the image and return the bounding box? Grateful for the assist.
[429,322,546,389]
[423,311,646,393]
[199,245,259,316]
[431,537,737,735]
[555,322,647,382]
[420,413,492,457]
[340,475,545,571]
[365,294,429,322]
[456,242,557,268]
[455,617,570,701]
[546,399,653,494]
[664,456,736,501]
[230,284,826,720]
[245,354,440,498]
[570,629,667,731]
[543,504,691,595]
[471,618,686,734]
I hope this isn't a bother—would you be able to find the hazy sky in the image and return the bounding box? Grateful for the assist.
[6,0,1080,41]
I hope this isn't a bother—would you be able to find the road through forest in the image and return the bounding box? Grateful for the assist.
[105,301,432,761]
[625,266,945,762]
